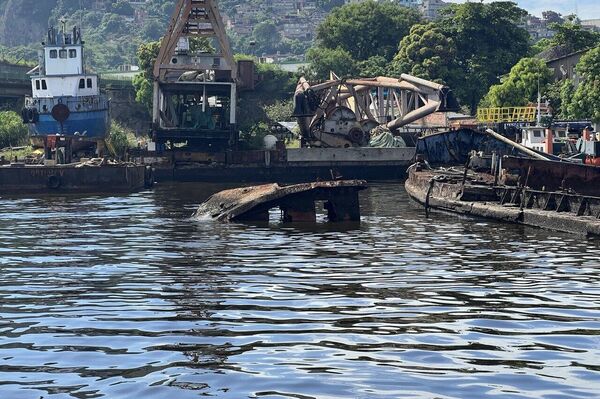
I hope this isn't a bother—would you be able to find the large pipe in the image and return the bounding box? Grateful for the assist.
[485,129,551,161]
[387,102,440,130]
[400,73,446,91]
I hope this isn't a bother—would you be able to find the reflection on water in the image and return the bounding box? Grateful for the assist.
[0,183,599,399]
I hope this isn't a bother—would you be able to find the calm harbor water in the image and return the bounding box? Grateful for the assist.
[0,183,599,399]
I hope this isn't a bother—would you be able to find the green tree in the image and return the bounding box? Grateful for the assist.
[567,46,600,122]
[314,0,421,61]
[545,79,576,119]
[437,1,530,113]
[0,111,29,149]
[306,46,357,79]
[252,21,281,54]
[111,0,134,16]
[531,38,553,56]
[357,56,389,77]
[549,22,600,53]
[132,40,161,111]
[391,23,458,83]
[480,58,553,108]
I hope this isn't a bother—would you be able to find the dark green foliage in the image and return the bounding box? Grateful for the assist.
[236,62,298,149]
[480,58,553,108]
[306,47,357,79]
[315,0,421,61]
[0,111,29,149]
[567,45,600,122]
[392,23,458,83]
[548,22,600,53]
[436,1,531,113]
[252,21,281,55]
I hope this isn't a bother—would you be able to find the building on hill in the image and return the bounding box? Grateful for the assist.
[420,0,449,20]
[520,15,555,41]
[581,19,600,32]
[538,46,590,84]
[346,0,422,8]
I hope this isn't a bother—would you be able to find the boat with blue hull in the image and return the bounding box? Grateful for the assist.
[22,20,109,150]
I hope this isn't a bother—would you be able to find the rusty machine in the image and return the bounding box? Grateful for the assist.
[152,0,252,152]
[293,74,459,148]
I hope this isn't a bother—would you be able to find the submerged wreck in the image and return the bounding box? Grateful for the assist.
[406,129,600,236]
[194,180,367,223]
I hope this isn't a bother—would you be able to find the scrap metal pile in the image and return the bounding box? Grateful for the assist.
[292,74,459,148]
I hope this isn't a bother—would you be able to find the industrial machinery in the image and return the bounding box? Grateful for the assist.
[152,0,245,152]
[293,74,460,148]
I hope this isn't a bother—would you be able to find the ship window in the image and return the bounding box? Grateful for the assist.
[35,80,40,90]
[49,50,57,59]
[533,130,541,137]
[79,79,85,89]
[69,49,77,58]
[41,80,47,90]
[87,78,92,88]
[59,49,67,59]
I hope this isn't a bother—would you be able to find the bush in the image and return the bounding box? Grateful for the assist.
[106,122,137,159]
[0,111,29,149]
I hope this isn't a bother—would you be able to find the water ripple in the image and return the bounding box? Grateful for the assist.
[0,184,599,398]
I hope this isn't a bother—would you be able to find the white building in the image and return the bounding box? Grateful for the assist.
[420,0,449,20]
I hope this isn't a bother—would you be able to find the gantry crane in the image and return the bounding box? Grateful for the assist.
[152,0,243,152]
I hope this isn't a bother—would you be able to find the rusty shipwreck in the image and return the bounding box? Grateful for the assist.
[406,128,600,236]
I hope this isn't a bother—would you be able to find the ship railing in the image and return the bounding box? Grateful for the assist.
[477,107,538,123]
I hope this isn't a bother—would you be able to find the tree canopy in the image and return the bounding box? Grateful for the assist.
[314,0,421,62]
[566,45,600,122]
[436,1,530,113]
[480,58,553,108]
[391,23,458,84]
[0,111,29,149]
[548,22,600,53]
[306,46,357,79]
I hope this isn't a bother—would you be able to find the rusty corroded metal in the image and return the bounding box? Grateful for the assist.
[194,180,368,223]
[293,74,459,148]
[502,156,600,197]
[406,165,600,236]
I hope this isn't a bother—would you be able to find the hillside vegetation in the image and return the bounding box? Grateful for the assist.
[0,0,339,70]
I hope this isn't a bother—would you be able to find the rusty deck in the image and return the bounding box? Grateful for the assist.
[405,165,600,236]
[193,180,368,223]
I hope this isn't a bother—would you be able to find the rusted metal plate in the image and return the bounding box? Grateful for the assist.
[416,129,538,165]
[502,156,600,197]
[0,164,152,193]
[193,180,367,223]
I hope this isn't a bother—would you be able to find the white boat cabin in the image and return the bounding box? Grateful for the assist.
[30,22,99,99]
[521,126,570,152]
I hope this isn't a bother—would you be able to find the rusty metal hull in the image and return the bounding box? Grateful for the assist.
[194,180,367,223]
[405,167,600,236]
[0,165,151,194]
[416,128,541,165]
[502,156,600,197]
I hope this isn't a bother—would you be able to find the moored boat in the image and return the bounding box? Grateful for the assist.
[22,19,109,161]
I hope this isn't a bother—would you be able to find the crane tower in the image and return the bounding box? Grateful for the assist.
[152,0,239,152]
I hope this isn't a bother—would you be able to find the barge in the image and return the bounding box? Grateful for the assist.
[405,129,600,236]
[0,162,152,194]
[143,146,415,183]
